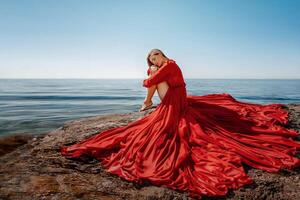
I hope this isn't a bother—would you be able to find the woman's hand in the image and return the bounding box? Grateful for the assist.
[149,65,159,75]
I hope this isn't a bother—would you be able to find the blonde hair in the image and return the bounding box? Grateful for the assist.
[146,49,169,67]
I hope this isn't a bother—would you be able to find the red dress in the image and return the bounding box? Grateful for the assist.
[61,59,300,199]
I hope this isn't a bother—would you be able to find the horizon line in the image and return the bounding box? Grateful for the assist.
[0,78,299,80]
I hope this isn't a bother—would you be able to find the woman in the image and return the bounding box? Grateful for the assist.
[61,49,300,199]
[139,49,170,112]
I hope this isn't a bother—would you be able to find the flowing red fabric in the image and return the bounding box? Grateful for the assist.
[61,59,300,199]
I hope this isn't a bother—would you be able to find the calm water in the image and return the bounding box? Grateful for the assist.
[0,79,299,136]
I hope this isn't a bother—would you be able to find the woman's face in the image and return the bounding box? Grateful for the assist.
[149,51,166,67]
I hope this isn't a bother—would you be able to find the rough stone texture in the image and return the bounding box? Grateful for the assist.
[0,104,299,200]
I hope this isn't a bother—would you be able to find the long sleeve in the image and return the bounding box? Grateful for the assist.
[143,60,174,88]
[147,68,151,76]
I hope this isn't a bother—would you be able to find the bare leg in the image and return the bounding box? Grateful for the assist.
[139,73,156,112]
[143,85,156,105]
[156,81,169,101]
[139,69,169,111]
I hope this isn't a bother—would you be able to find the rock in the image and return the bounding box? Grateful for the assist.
[0,105,299,200]
[0,133,41,156]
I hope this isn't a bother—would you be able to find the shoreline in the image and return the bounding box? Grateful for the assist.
[0,104,299,199]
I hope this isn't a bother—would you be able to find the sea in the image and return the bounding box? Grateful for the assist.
[0,79,299,136]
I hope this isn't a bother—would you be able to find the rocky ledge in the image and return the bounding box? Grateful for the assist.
[0,104,299,200]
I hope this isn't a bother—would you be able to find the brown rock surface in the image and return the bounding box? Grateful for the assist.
[0,104,299,200]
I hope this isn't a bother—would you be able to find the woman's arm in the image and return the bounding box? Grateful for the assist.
[143,61,174,88]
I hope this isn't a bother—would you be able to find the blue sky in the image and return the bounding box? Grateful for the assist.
[0,0,299,79]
